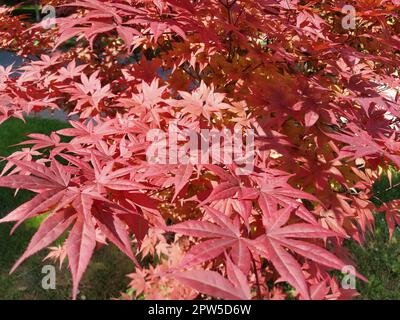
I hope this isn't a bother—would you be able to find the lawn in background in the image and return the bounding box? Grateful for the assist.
[347,170,400,299]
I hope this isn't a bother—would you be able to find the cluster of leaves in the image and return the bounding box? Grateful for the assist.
[0,0,399,300]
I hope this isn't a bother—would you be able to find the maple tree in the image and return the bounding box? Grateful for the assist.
[0,0,399,300]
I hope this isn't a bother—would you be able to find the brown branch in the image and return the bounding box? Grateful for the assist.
[252,255,262,300]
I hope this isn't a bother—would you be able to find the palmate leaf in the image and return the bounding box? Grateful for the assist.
[11,207,76,274]
[326,123,400,167]
[173,254,251,300]
[0,159,143,299]
[0,159,71,230]
[251,206,361,299]
[169,206,252,274]
[93,203,140,266]
[173,270,248,300]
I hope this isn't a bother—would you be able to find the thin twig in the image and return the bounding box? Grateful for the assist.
[252,255,262,299]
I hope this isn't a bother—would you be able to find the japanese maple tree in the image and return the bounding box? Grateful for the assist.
[0,0,399,300]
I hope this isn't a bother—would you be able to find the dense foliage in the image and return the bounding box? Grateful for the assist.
[0,0,399,300]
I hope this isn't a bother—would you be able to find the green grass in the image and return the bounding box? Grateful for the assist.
[347,216,400,300]
[346,169,400,300]
[0,117,133,300]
